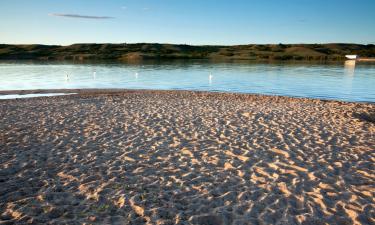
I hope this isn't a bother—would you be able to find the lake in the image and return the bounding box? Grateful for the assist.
[0,61,374,103]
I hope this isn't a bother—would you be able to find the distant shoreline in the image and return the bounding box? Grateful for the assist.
[1,43,374,61]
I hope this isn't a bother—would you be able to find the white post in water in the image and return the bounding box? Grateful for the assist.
[93,70,96,79]
[65,73,70,82]
[209,73,213,84]
[135,72,138,79]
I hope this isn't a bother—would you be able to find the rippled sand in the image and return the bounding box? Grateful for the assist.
[0,90,374,225]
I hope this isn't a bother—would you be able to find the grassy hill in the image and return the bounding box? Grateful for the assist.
[0,43,374,61]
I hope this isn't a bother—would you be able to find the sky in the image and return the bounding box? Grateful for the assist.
[0,0,374,45]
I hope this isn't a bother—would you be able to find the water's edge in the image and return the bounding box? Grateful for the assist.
[1,88,374,104]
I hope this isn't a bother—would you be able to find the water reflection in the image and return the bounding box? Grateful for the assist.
[0,93,75,99]
[0,61,374,102]
[344,60,356,76]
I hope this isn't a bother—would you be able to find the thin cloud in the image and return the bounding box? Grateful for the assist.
[121,6,127,10]
[49,13,114,19]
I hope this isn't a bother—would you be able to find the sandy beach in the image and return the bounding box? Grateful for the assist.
[0,90,374,225]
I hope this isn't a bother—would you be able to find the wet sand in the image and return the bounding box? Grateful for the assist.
[0,90,374,225]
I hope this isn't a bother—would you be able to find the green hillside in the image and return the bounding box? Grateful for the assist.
[0,43,374,61]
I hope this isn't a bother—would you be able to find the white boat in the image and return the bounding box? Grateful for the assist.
[345,55,358,60]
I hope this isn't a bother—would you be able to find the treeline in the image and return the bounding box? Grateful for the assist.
[0,43,374,61]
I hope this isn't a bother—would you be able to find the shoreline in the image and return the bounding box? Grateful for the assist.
[1,43,374,61]
[1,89,374,224]
[3,59,375,65]
[0,88,374,104]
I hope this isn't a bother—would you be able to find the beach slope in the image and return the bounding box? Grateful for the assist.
[0,90,374,224]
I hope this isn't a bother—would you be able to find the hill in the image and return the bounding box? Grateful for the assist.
[0,43,374,61]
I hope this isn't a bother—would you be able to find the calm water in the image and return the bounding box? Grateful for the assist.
[0,61,374,103]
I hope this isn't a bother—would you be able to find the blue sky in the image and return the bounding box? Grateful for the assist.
[0,0,374,45]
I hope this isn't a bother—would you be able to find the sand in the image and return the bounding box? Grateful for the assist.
[0,90,374,225]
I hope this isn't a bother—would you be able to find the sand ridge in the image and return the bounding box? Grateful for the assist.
[0,90,374,224]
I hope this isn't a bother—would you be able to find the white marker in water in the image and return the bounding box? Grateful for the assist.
[135,72,138,79]
[93,70,96,79]
[209,73,213,82]
[65,74,70,82]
